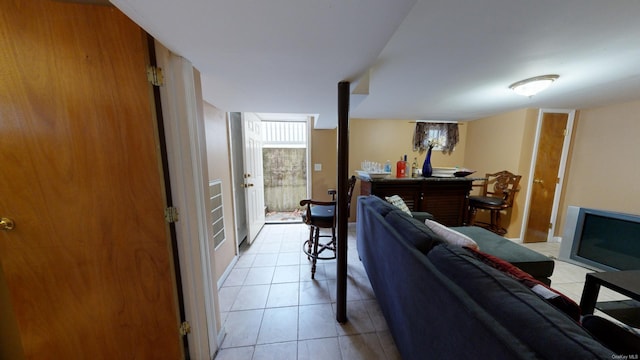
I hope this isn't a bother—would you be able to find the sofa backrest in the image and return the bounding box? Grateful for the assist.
[356,196,538,359]
[356,195,616,359]
[427,244,615,359]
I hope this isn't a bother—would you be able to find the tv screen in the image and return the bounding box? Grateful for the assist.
[572,210,640,271]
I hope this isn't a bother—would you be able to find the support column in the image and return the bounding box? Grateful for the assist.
[336,81,350,323]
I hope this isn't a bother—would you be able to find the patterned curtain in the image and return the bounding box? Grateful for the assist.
[412,122,459,155]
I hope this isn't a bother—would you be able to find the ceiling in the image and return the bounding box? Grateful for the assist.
[110,0,640,129]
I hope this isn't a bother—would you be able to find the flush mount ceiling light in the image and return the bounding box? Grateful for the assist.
[509,74,559,97]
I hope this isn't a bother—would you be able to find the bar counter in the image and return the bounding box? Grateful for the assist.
[358,175,483,226]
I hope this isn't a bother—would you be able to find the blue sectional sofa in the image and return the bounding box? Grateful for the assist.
[356,195,619,359]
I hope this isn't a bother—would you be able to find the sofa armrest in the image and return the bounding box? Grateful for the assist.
[411,211,434,222]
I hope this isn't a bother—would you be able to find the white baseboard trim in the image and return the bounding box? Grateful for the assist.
[217,255,238,290]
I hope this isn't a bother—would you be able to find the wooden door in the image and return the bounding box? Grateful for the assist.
[242,113,265,244]
[0,1,182,358]
[524,113,569,243]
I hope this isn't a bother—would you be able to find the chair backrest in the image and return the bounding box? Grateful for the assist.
[346,175,357,214]
[299,175,357,225]
[481,170,522,207]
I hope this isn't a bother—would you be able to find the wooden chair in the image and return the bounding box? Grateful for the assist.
[468,170,521,236]
[301,175,357,279]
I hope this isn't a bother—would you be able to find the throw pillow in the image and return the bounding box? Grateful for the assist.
[464,246,581,322]
[385,195,412,216]
[385,210,441,254]
[424,219,479,250]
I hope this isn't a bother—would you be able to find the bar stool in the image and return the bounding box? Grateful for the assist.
[300,176,356,279]
[468,170,521,236]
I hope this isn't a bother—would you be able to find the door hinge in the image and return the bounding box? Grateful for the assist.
[549,222,553,230]
[563,128,568,136]
[147,65,164,86]
[179,321,191,336]
[164,206,179,223]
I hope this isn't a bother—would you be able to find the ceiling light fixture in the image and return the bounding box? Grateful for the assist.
[509,74,559,97]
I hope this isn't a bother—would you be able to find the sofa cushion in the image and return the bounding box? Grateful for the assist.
[362,195,399,217]
[424,219,479,250]
[452,226,555,281]
[385,195,412,216]
[464,246,580,321]
[385,210,441,254]
[427,245,614,359]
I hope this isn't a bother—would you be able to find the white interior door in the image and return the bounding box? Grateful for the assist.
[242,112,266,244]
[228,112,248,244]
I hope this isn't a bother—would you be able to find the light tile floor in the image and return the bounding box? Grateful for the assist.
[215,223,630,360]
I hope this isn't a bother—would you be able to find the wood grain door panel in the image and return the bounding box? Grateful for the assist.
[0,1,182,358]
[524,113,568,243]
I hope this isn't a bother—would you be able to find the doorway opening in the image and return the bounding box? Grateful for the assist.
[521,109,575,243]
[261,115,309,224]
[228,112,311,252]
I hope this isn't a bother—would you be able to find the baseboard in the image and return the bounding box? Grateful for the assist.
[217,255,238,290]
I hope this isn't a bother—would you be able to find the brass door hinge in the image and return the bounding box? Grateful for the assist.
[164,207,179,223]
[549,222,553,229]
[147,65,164,86]
[179,321,191,336]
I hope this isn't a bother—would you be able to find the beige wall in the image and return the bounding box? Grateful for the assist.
[307,100,640,239]
[349,119,467,171]
[558,99,640,232]
[203,102,237,283]
[310,118,468,221]
[310,120,337,200]
[348,119,467,220]
[463,109,539,237]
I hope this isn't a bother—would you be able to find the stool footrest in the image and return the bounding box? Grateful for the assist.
[303,239,336,260]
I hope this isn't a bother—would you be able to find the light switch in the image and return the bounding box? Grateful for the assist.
[314,163,322,171]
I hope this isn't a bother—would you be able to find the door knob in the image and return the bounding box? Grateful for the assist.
[0,218,15,231]
[533,179,544,184]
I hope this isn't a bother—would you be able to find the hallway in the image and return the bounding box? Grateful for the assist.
[215,223,400,359]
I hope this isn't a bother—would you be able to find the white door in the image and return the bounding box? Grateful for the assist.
[242,113,266,244]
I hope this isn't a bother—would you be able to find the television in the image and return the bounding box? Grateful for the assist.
[559,206,640,272]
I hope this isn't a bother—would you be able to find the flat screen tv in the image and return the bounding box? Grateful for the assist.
[559,206,640,272]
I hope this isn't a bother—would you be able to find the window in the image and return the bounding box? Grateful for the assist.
[412,122,459,154]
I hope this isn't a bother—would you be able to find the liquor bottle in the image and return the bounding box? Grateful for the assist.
[396,156,406,178]
[411,157,418,177]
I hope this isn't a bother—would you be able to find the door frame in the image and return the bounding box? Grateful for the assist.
[520,108,576,242]
[241,112,266,244]
[306,116,312,199]
[155,43,222,358]
[228,112,247,250]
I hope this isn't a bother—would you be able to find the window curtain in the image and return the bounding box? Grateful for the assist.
[412,122,459,155]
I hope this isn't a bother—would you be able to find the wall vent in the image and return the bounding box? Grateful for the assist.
[209,180,226,248]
